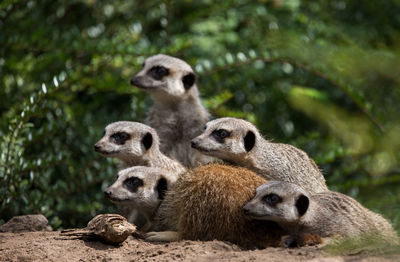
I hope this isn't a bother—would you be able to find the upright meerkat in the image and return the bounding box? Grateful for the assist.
[94,121,186,179]
[191,117,328,194]
[104,166,173,232]
[243,181,400,246]
[146,164,285,249]
[95,121,186,227]
[130,54,213,168]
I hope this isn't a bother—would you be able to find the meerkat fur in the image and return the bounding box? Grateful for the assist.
[243,181,400,246]
[130,54,214,168]
[146,163,286,249]
[95,121,186,227]
[104,166,173,232]
[94,121,186,179]
[191,117,328,194]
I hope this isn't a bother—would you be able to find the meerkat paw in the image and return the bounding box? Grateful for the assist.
[145,231,180,242]
[282,233,324,248]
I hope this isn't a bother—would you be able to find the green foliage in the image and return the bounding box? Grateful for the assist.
[1,0,399,232]
[324,234,400,256]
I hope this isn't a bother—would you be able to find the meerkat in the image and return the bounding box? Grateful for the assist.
[146,163,286,249]
[104,166,174,232]
[95,121,186,227]
[130,54,214,168]
[243,181,400,246]
[191,117,328,194]
[94,121,186,179]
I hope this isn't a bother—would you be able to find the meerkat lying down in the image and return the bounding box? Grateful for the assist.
[146,164,286,249]
[104,166,174,232]
[191,117,328,194]
[243,181,400,247]
[130,54,214,168]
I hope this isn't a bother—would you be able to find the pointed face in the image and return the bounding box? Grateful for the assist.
[130,54,196,100]
[94,121,156,160]
[191,117,258,162]
[243,181,310,224]
[103,166,169,215]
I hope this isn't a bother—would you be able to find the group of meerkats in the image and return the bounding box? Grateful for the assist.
[94,54,399,249]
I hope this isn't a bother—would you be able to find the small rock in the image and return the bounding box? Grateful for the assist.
[0,214,49,233]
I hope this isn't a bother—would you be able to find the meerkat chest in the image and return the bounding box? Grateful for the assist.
[148,105,205,141]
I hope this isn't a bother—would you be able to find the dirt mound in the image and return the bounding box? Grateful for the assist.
[0,214,49,233]
[0,231,398,262]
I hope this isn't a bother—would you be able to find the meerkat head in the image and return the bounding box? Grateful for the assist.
[130,54,197,101]
[104,166,169,216]
[94,121,159,163]
[191,117,259,162]
[243,181,310,224]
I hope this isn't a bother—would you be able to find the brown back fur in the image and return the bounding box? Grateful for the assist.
[155,164,284,249]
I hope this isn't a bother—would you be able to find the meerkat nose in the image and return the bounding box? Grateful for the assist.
[104,190,112,198]
[94,144,101,152]
[191,140,199,149]
[242,206,250,215]
[130,77,140,86]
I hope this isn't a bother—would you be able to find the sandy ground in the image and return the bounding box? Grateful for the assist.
[0,231,399,262]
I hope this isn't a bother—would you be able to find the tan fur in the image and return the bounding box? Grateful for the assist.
[95,121,186,179]
[148,164,285,249]
[244,181,400,245]
[104,166,173,232]
[192,117,328,194]
[130,54,213,168]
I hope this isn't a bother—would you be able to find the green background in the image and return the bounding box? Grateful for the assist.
[1,0,399,233]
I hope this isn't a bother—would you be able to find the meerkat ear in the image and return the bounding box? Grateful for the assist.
[142,132,153,150]
[244,130,256,152]
[295,194,309,217]
[182,72,196,90]
[155,177,168,200]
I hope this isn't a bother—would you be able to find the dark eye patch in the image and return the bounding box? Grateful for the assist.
[123,177,143,193]
[148,66,169,80]
[110,132,131,145]
[211,129,231,143]
[262,193,282,206]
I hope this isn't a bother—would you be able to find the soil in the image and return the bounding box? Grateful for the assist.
[0,231,398,262]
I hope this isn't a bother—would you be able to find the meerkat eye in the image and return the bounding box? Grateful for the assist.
[263,193,282,206]
[211,129,231,142]
[110,132,131,145]
[148,66,169,80]
[124,177,144,192]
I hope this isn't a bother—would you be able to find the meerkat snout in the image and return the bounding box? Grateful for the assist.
[104,190,112,198]
[190,140,199,149]
[94,144,101,152]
